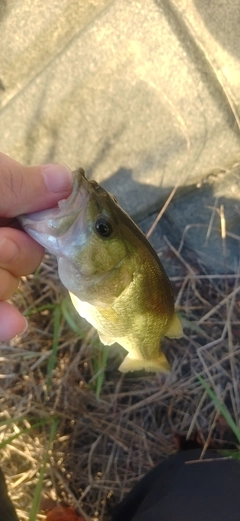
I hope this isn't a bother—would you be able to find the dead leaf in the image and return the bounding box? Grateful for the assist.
[45,504,85,521]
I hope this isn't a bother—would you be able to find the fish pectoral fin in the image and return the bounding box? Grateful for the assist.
[165,312,183,339]
[98,332,115,346]
[118,353,171,373]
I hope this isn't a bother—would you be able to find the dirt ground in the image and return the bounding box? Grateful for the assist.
[0,244,240,520]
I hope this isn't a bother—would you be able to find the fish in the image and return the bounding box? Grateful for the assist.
[19,168,182,373]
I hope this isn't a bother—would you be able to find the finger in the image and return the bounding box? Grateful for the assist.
[0,268,19,300]
[0,301,28,341]
[0,152,73,218]
[0,228,44,277]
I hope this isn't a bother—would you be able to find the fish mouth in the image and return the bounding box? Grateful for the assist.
[19,168,89,230]
[18,168,91,253]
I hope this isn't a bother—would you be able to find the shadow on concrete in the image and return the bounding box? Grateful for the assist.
[194,0,240,60]
[0,1,7,23]
[102,166,240,276]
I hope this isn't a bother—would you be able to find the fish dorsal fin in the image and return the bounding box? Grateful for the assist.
[165,312,183,339]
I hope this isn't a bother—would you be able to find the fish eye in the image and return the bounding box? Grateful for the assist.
[95,217,113,238]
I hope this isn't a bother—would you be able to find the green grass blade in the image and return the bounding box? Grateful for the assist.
[46,304,62,389]
[0,417,29,428]
[29,418,59,521]
[197,374,240,444]
[24,303,56,317]
[179,315,209,339]
[220,450,240,460]
[0,418,56,450]
[95,346,108,399]
[61,298,84,336]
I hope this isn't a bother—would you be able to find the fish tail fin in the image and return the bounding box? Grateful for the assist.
[118,353,171,373]
[165,312,183,339]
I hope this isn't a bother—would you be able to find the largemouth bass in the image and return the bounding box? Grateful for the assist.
[19,168,182,373]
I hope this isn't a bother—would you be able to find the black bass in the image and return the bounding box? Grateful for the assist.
[19,168,182,372]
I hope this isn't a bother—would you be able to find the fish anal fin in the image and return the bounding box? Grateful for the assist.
[165,312,183,339]
[119,353,171,373]
[98,332,115,346]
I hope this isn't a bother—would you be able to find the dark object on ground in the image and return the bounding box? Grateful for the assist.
[112,449,240,521]
[0,467,19,521]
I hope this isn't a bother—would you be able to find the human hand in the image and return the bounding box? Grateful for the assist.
[0,152,73,341]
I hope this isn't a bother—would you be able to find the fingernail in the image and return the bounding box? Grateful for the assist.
[0,237,19,264]
[19,317,28,336]
[41,164,73,193]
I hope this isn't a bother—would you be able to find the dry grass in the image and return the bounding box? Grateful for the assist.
[0,244,240,520]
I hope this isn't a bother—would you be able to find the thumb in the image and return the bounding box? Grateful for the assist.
[0,152,73,218]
